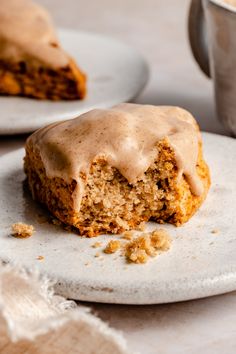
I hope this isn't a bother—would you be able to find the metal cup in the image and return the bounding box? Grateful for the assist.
[189,0,236,136]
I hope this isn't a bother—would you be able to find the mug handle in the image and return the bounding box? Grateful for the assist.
[188,0,211,78]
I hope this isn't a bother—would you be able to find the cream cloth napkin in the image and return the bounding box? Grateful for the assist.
[0,262,131,354]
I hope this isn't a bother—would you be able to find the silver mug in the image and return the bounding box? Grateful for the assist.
[189,0,236,136]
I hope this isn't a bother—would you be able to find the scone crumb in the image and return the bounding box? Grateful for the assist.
[125,229,171,264]
[36,214,49,224]
[52,218,62,226]
[92,241,102,248]
[211,229,219,234]
[136,222,146,231]
[151,229,171,251]
[104,240,121,254]
[11,222,34,239]
[122,231,134,240]
[94,252,101,258]
[63,225,73,232]
[37,255,44,261]
[128,249,148,264]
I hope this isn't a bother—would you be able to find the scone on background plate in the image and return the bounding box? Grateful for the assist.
[0,0,86,100]
[24,103,210,237]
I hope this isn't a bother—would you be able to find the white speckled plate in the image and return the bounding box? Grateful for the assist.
[0,29,149,135]
[0,133,235,304]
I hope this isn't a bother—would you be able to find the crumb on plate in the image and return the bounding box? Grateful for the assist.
[135,221,146,231]
[11,222,34,239]
[36,255,44,261]
[104,240,121,254]
[51,218,62,226]
[92,241,102,248]
[36,214,49,224]
[125,229,171,264]
[122,231,134,240]
[211,229,219,234]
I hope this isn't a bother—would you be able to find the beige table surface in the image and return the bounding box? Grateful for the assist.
[1,1,236,353]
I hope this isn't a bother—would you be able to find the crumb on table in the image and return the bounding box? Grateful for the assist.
[104,240,121,254]
[125,229,171,264]
[11,222,35,239]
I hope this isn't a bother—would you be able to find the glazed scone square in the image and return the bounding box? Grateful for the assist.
[24,103,210,237]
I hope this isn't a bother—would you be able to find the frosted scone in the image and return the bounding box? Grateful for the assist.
[24,103,210,237]
[0,0,86,100]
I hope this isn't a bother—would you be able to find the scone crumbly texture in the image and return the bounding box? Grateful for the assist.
[24,104,211,237]
[0,58,86,100]
[11,222,34,238]
[125,229,171,264]
[0,0,86,100]
[104,240,121,254]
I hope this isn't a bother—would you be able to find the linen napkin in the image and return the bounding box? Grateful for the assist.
[0,262,130,354]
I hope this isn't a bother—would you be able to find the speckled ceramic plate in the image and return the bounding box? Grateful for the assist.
[0,132,235,304]
[0,29,149,135]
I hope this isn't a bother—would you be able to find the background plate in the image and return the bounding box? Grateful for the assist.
[0,133,235,304]
[0,29,149,135]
